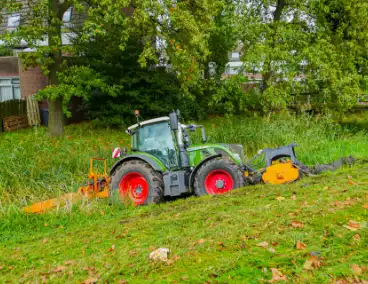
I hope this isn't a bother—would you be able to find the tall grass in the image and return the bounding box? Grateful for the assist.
[0,113,367,207]
[0,124,130,207]
[191,112,368,166]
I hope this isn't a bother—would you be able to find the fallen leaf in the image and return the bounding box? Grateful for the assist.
[303,255,321,270]
[64,260,73,265]
[353,234,361,241]
[256,241,269,248]
[108,245,116,252]
[0,266,4,270]
[196,239,205,244]
[348,179,356,185]
[166,255,181,265]
[363,204,368,209]
[272,242,279,247]
[351,264,362,275]
[333,201,343,208]
[44,223,49,227]
[323,186,329,190]
[42,239,48,244]
[348,220,360,229]
[82,277,98,284]
[291,194,296,200]
[268,247,276,253]
[52,266,66,273]
[270,268,287,282]
[344,220,360,231]
[276,196,285,201]
[291,221,304,228]
[296,241,306,250]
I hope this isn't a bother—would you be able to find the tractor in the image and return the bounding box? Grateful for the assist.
[23,110,301,214]
[110,110,247,205]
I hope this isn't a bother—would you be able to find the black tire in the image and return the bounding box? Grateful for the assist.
[193,158,245,196]
[111,160,164,205]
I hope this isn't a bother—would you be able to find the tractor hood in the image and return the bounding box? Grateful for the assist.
[186,143,245,167]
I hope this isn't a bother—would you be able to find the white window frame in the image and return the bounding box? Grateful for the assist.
[0,77,21,102]
[7,13,20,28]
[62,7,73,26]
[231,52,240,59]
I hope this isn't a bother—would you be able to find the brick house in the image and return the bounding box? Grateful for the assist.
[0,1,86,105]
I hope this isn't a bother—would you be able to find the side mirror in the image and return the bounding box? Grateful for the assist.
[169,111,178,131]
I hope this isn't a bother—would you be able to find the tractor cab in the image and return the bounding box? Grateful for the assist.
[126,111,208,171]
[127,116,180,169]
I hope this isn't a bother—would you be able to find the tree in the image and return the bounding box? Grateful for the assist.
[1,0,85,136]
[237,0,367,111]
[1,0,230,135]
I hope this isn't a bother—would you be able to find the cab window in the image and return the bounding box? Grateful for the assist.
[137,122,178,168]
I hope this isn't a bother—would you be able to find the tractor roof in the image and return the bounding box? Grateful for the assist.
[128,116,170,131]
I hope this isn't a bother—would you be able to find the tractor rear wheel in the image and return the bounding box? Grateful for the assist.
[111,160,164,205]
[194,158,244,196]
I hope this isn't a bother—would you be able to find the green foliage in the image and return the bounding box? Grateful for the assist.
[70,26,188,126]
[86,70,183,128]
[237,0,367,112]
[0,46,13,56]
[209,76,255,115]
[36,66,122,117]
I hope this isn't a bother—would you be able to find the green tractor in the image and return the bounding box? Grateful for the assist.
[110,110,247,205]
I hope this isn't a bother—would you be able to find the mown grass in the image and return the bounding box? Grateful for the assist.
[0,113,367,282]
[0,167,367,283]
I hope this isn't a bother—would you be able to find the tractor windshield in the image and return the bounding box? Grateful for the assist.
[135,122,178,168]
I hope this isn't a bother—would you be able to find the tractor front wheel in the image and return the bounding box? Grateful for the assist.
[194,158,244,196]
[111,160,164,205]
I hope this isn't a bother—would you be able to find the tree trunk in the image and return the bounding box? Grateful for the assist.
[263,0,286,91]
[48,99,64,136]
[47,0,67,137]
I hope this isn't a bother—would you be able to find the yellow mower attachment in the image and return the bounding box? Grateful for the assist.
[262,161,300,185]
[23,158,111,214]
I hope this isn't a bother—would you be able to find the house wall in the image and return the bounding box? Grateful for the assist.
[18,60,47,99]
[0,57,19,76]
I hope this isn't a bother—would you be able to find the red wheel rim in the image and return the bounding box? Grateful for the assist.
[118,172,149,205]
[204,170,234,195]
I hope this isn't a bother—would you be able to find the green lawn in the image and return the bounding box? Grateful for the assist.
[0,167,367,283]
[0,114,367,283]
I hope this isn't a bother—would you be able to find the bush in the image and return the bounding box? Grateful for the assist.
[85,70,185,128]
[209,75,262,116]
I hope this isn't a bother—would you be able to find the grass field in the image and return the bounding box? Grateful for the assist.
[0,113,367,283]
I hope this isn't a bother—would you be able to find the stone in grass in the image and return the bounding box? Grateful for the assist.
[149,248,170,262]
